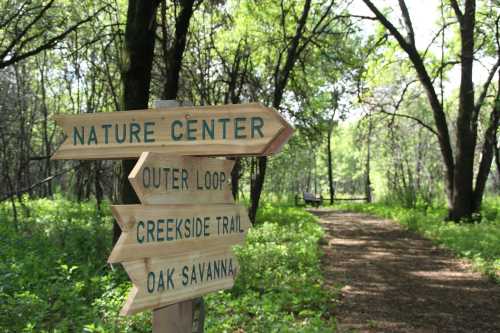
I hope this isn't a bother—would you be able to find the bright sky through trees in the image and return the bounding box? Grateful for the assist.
[349,0,493,90]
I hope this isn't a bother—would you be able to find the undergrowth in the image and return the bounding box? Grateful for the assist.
[0,197,334,332]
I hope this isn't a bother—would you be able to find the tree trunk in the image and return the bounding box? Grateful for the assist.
[249,0,312,224]
[327,126,334,204]
[361,0,500,221]
[161,0,195,100]
[248,156,267,223]
[495,140,500,189]
[230,157,241,200]
[95,162,103,213]
[39,54,52,197]
[362,0,456,211]
[472,73,499,211]
[114,0,159,245]
[365,116,373,203]
[448,0,476,221]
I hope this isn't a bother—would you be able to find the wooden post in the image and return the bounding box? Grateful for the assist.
[153,301,193,333]
[151,99,198,333]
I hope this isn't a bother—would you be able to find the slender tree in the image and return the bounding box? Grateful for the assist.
[115,0,161,244]
[361,0,500,220]
[250,0,335,223]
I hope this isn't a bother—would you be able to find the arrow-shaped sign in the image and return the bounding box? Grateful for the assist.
[129,153,235,205]
[108,204,251,263]
[51,103,293,160]
[120,248,238,316]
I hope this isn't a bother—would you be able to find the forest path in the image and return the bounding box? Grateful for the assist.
[310,209,500,333]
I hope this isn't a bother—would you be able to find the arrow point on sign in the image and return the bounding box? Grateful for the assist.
[128,152,150,203]
[262,113,294,155]
[50,116,68,161]
[111,205,139,233]
[107,233,126,263]
[120,285,139,316]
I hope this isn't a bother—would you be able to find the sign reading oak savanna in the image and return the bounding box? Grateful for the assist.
[120,248,237,315]
[51,103,293,160]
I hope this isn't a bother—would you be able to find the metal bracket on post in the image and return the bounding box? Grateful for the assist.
[151,99,203,333]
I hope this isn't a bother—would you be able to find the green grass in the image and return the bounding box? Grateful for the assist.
[334,197,500,282]
[205,203,335,332]
[0,197,335,332]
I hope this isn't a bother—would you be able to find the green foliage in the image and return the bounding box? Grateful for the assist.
[203,204,335,332]
[0,196,150,332]
[335,198,500,282]
[0,198,334,332]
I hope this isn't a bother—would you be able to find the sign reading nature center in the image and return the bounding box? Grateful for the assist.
[51,103,293,160]
[51,102,293,316]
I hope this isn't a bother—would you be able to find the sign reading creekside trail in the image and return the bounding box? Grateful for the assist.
[51,103,293,160]
[108,204,250,263]
[51,102,293,319]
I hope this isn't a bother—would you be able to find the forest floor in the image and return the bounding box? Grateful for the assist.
[311,209,500,333]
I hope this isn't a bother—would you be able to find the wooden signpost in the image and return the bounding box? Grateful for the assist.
[51,103,293,160]
[51,101,293,332]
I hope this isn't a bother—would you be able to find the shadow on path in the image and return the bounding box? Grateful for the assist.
[310,209,500,333]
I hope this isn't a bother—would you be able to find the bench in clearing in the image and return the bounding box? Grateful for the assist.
[303,192,323,207]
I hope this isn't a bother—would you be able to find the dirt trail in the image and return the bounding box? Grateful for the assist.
[311,209,500,333]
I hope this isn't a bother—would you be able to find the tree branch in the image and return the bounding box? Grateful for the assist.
[0,0,55,61]
[398,0,416,46]
[449,0,464,24]
[0,5,108,68]
[377,108,439,136]
[474,16,500,120]
[361,0,412,53]
[0,164,81,202]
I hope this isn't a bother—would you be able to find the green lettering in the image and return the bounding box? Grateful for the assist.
[147,220,155,242]
[251,117,264,138]
[171,120,183,140]
[137,221,145,243]
[87,126,97,145]
[202,119,215,139]
[218,118,230,139]
[144,121,155,142]
[73,126,85,145]
[102,124,112,144]
[187,119,197,140]
[157,219,165,241]
[181,169,188,190]
[130,122,141,143]
[157,270,165,291]
[115,124,126,143]
[147,272,155,293]
[166,219,173,241]
[234,117,247,139]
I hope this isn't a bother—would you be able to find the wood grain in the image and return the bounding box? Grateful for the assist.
[120,248,238,316]
[129,153,235,205]
[51,103,294,160]
[108,203,250,263]
[152,301,193,333]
